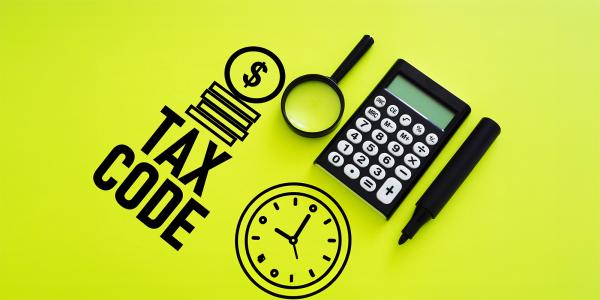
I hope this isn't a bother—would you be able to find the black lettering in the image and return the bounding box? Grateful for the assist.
[141,106,185,155]
[115,162,159,209]
[93,144,135,190]
[154,129,198,177]
[160,199,209,250]
[178,140,231,197]
[137,179,183,229]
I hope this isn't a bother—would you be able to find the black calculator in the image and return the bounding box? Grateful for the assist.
[315,59,470,218]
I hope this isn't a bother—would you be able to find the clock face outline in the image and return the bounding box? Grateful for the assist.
[235,182,351,299]
[244,192,341,289]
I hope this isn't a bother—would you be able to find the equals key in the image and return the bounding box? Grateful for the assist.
[360,177,377,192]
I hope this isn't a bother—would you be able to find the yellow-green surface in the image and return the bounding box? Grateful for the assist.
[1,0,599,299]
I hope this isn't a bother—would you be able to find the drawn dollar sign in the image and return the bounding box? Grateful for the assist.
[243,61,267,88]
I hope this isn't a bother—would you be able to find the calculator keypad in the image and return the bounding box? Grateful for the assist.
[316,90,446,218]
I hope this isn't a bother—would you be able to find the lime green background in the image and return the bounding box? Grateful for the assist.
[1,0,599,299]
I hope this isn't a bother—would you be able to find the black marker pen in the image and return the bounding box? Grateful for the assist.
[399,117,501,245]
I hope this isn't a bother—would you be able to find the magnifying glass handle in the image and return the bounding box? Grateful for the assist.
[330,35,374,83]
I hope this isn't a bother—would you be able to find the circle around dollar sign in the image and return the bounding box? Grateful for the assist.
[243,61,268,88]
[224,46,285,103]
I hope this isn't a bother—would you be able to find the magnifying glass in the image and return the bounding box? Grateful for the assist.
[281,35,374,137]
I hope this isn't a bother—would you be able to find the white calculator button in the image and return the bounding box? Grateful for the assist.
[387,105,399,117]
[387,141,404,157]
[404,153,421,169]
[328,152,344,167]
[344,164,360,179]
[337,140,353,155]
[372,129,388,144]
[426,133,438,145]
[365,106,381,121]
[369,164,386,180]
[374,95,386,107]
[395,165,411,181]
[378,153,395,168]
[362,140,379,156]
[360,176,377,192]
[355,117,372,132]
[376,177,402,204]
[380,118,397,133]
[412,123,425,136]
[346,129,363,144]
[400,114,412,126]
[396,130,413,145]
[353,152,369,168]
[413,142,429,157]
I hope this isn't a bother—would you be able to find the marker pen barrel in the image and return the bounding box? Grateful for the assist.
[399,117,501,244]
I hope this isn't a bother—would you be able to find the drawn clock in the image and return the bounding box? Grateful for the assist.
[235,182,351,299]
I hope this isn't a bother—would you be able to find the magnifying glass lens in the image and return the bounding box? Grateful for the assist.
[283,81,342,133]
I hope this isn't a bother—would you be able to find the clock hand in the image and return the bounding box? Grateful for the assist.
[274,228,293,241]
[276,227,300,259]
[292,243,298,260]
[293,214,311,239]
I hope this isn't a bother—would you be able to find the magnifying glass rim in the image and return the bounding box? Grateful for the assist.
[281,74,345,138]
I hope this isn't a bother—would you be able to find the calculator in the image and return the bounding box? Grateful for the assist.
[315,59,471,218]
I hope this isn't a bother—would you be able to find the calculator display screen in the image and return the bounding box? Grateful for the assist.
[385,76,455,130]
